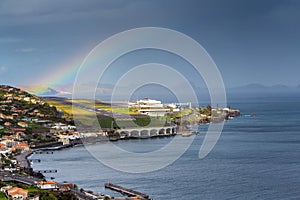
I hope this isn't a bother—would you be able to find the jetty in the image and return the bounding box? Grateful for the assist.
[35,169,57,173]
[33,151,54,154]
[105,183,150,200]
[28,158,41,162]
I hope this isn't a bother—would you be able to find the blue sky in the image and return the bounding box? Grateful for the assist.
[0,0,300,89]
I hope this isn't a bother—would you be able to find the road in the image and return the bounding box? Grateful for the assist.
[0,171,40,185]
[15,151,33,168]
[0,171,100,200]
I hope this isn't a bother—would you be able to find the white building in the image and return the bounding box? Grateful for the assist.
[51,123,76,130]
[3,186,28,200]
[129,98,170,117]
[37,181,58,190]
[0,149,12,154]
[136,98,164,108]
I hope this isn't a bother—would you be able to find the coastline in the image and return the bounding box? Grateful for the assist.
[15,150,34,169]
[24,116,239,169]
[24,113,241,198]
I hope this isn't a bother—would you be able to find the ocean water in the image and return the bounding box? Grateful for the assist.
[30,95,300,199]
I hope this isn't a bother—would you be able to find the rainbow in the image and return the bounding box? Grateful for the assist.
[27,28,172,96]
[28,50,88,95]
[28,39,122,96]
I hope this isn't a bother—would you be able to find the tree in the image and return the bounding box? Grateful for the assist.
[41,193,57,200]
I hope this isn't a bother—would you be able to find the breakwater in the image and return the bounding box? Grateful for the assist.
[105,183,150,199]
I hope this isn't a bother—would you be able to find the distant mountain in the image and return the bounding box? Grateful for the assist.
[232,83,267,90]
[229,83,292,93]
[18,83,115,98]
[39,87,59,96]
[269,84,289,89]
[18,85,71,96]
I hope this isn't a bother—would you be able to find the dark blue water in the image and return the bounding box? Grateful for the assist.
[31,96,300,199]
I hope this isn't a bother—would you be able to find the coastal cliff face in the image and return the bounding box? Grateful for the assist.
[227,110,241,118]
[175,107,240,126]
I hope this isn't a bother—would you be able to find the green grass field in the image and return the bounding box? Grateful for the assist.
[46,99,166,129]
[46,100,96,126]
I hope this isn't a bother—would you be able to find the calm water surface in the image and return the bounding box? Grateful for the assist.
[30,97,300,199]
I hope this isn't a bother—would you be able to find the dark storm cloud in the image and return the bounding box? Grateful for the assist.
[0,0,299,87]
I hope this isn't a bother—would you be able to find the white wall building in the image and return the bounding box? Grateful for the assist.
[129,98,170,117]
[37,181,58,190]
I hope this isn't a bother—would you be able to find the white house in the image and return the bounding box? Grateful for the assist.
[2,186,28,200]
[37,181,58,190]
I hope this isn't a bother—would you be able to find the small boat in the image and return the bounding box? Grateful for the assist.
[109,137,119,142]
[181,131,195,137]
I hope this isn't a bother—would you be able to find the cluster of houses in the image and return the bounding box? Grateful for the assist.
[1,108,50,125]
[0,86,44,104]
[0,135,30,154]
[36,181,75,192]
[0,122,79,155]
[0,86,126,199]
[0,86,80,169]
[0,86,50,128]
[1,185,29,200]
[0,181,75,200]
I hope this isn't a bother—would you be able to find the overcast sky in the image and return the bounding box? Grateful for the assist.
[0,0,300,89]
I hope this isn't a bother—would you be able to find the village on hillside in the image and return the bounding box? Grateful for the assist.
[0,85,78,154]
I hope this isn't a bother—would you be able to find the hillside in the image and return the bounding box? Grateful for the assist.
[0,85,72,147]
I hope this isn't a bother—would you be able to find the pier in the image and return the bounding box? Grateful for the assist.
[105,183,150,199]
[28,158,41,162]
[33,151,54,154]
[35,169,57,173]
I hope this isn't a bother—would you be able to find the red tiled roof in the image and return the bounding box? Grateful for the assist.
[7,187,28,196]
[38,181,57,185]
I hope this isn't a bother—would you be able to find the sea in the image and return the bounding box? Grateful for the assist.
[29,94,300,199]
